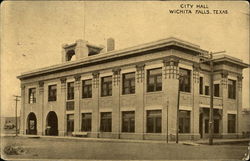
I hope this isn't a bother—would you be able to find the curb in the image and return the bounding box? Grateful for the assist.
[2,135,250,145]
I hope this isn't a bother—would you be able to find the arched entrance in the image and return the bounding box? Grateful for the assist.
[26,112,37,135]
[46,111,58,136]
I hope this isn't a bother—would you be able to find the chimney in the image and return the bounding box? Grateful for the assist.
[107,38,115,52]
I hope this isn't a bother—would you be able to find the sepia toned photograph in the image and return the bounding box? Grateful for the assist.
[1,1,250,160]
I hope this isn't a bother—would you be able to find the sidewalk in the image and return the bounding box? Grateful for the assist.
[195,138,250,145]
[2,133,250,146]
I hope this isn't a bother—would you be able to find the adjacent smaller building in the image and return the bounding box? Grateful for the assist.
[1,116,20,132]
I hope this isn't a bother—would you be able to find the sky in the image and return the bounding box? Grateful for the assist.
[1,1,249,117]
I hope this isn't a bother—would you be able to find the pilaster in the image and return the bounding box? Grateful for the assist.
[221,70,229,134]
[74,75,81,133]
[59,77,67,136]
[91,72,100,137]
[38,81,44,135]
[112,68,121,138]
[237,75,243,135]
[135,63,145,139]
[192,63,200,139]
[163,56,179,141]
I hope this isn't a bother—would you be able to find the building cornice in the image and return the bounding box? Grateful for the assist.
[18,37,208,80]
[213,56,248,69]
[18,37,248,80]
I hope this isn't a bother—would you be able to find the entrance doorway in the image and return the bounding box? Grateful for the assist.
[26,112,37,135]
[67,114,74,136]
[46,111,58,136]
[199,113,203,138]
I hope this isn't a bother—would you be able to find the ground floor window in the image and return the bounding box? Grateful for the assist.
[67,114,74,133]
[100,112,112,132]
[228,114,236,133]
[81,113,92,132]
[122,111,135,133]
[205,118,220,134]
[179,110,190,133]
[147,110,161,133]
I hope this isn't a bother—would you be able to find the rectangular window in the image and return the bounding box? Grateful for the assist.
[228,79,236,99]
[179,110,190,133]
[122,111,135,133]
[205,86,210,95]
[228,114,236,133]
[81,113,92,132]
[147,68,162,92]
[146,110,162,133]
[29,88,36,104]
[82,79,92,98]
[199,77,203,94]
[214,84,220,97]
[122,72,135,95]
[48,85,57,101]
[100,112,112,132]
[179,68,191,92]
[67,82,74,100]
[101,76,112,97]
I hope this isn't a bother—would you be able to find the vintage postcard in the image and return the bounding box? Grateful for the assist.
[1,1,249,160]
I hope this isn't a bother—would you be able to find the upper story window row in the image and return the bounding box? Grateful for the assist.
[199,77,236,99]
[27,67,194,104]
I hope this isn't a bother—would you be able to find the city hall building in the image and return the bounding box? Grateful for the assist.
[17,37,248,140]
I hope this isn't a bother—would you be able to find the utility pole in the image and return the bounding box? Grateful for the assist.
[209,53,214,145]
[199,51,225,145]
[13,95,21,136]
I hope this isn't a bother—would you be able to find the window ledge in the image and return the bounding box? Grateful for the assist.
[120,93,136,97]
[99,132,112,133]
[82,97,93,100]
[180,91,192,95]
[100,96,113,99]
[48,100,57,102]
[200,95,223,99]
[146,91,163,95]
[214,96,222,99]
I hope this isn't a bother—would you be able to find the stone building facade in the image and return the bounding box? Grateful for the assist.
[17,37,248,140]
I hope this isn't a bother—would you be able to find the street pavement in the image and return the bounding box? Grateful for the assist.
[1,135,249,160]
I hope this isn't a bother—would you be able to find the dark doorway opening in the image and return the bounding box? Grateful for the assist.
[46,111,58,136]
[67,114,74,136]
[199,113,203,138]
[26,112,37,135]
